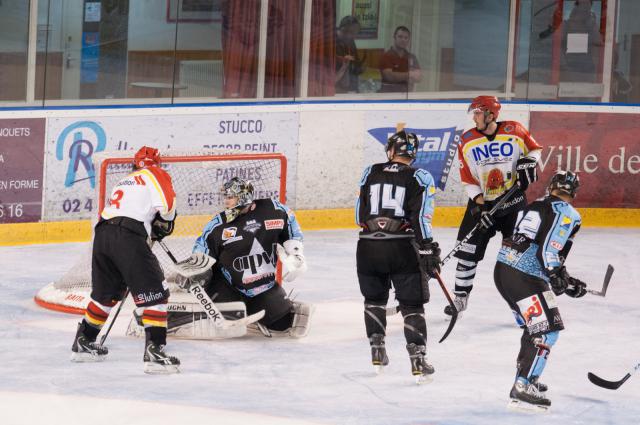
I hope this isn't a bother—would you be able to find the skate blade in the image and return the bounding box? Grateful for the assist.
[144,362,180,375]
[507,398,550,413]
[444,312,463,322]
[373,364,387,375]
[414,374,434,385]
[70,352,106,363]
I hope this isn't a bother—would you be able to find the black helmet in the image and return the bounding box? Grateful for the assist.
[548,170,580,198]
[385,130,419,160]
[221,177,255,208]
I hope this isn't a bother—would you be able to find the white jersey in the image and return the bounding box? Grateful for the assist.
[101,166,176,235]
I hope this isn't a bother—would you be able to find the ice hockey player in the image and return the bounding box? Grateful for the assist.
[70,146,180,374]
[187,177,312,338]
[446,95,543,317]
[494,171,585,411]
[356,130,441,384]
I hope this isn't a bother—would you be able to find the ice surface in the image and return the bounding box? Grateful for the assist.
[0,228,638,425]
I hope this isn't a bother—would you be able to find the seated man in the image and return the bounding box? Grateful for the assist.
[190,177,312,338]
[379,26,422,93]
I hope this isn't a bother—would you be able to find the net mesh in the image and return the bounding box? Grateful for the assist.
[35,151,286,314]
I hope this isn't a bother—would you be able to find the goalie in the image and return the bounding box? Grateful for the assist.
[157,177,312,339]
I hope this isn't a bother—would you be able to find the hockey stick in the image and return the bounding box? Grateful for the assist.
[98,289,130,345]
[157,241,265,328]
[434,270,458,343]
[588,362,640,390]
[440,184,522,266]
[586,264,614,297]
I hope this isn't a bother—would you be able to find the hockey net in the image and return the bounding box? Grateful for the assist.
[35,151,287,314]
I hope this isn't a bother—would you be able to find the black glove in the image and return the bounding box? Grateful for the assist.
[565,276,587,298]
[418,240,441,278]
[151,212,176,241]
[516,157,538,191]
[470,202,494,233]
[548,266,569,296]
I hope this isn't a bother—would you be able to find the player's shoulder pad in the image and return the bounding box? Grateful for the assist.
[359,165,374,186]
[460,128,481,144]
[270,198,292,214]
[549,197,582,224]
[501,120,530,136]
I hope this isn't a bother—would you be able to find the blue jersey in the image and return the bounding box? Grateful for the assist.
[497,195,581,281]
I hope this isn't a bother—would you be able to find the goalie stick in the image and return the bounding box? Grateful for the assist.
[157,241,265,328]
[588,362,640,390]
[586,264,614,297]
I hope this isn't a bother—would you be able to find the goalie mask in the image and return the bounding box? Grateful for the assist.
[385,130,419,161]
[548,170,580,198]
[221,177,254,220]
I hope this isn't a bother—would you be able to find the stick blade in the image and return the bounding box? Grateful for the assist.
[600,264,614,296]
[587,372,628,390]
[439,310,457,343]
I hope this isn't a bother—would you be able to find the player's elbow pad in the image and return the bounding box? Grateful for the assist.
[277,239,307,282]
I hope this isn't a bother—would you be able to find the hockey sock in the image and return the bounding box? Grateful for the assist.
[518,331,559,382]
[269,312,294,331]
[400,306,427,346]
[83,300,115,337]
[454,259,477,294]
[139,304,168,345]
[364,303,387,337]
[145,326,167,346]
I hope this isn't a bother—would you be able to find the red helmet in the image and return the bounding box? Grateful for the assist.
[468,95,501,119]
[134,146,160,169]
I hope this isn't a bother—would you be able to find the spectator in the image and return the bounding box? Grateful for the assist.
[336,15,365,93]
[379,26,422,93]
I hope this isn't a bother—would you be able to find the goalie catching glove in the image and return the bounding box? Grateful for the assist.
[174,252,216,290]
[276,239,307,282]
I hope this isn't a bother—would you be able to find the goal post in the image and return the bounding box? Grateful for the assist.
[35,151,288,314]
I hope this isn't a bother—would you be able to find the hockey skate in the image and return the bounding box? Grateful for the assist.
[444,292,469,318]
[369,334,389,374]
[70,322,108,362]
[530,376,548,393]
[143,340,180,374]
[406,343,434,384]
[507,378,551,413]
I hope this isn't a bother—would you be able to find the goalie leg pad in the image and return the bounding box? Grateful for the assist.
[246,301,315,338]
[126,301,248,340]
[289,301,315,338]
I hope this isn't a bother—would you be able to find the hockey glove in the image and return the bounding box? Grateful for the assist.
[174,253,215,290]
[516,157,538,191]
[151,212,176,241]
[418,240,441,278]
[470,203,494,233]
[565,276,587,298]
[277,239,308,282]
[548,266,569,296]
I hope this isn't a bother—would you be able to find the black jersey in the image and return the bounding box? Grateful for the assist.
[356,161,436,243]
[194,199,303,297]
[497,195,582,281]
